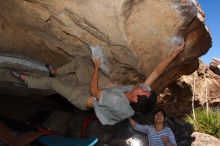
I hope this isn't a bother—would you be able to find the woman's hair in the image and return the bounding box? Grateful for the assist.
[153,109,167,123]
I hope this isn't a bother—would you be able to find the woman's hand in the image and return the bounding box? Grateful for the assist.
[161,135,169,143]
[161,135,173,146]
[129,118,137,128]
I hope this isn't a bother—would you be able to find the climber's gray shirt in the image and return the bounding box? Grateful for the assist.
[93,85,135,125]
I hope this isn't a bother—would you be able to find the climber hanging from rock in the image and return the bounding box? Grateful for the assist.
[10,42,185,125]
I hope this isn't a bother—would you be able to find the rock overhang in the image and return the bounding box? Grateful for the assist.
[0,0,212,96]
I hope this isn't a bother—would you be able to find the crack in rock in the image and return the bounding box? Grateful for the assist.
[0,54,47,71]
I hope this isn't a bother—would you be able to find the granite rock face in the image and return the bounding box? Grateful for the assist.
[157,61,220,117]
[0,0,211,96]
[210,58,220,75]
[191,132,220,146]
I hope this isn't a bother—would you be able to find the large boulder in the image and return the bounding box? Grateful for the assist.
[210,58,220,75]
[0,0,211,97]
[191,132,220,146]
[157,61,220,117]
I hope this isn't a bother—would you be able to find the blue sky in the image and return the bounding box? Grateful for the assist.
[198,0,220,64]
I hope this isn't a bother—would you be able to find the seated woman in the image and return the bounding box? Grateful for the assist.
[129,109,177,146]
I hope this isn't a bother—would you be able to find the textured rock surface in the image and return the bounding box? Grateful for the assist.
[210,58,220,75]
[0,2,215,145]
[157,61,220,117]
[191,132,220,146]
[0,0,211,97]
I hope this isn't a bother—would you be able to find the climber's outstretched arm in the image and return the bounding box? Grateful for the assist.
[144,43,185,86]
[90,57,102,100]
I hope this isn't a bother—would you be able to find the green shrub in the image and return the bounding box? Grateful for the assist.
[185,108,220,138]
